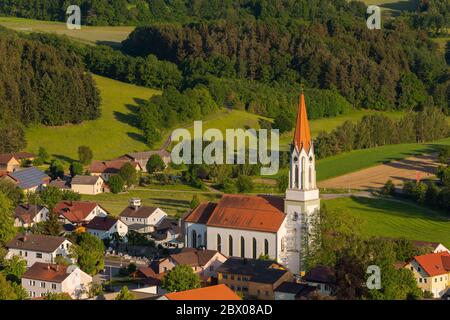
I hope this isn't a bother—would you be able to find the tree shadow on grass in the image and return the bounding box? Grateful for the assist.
[53,154,76,164]
[114,98,150,144]
[350,196,449,222]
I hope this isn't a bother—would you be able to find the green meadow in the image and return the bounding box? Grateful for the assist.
[25,75,159,161]
[316,137,450,181]
[0,16,134,46]
[324,196,450,247]
[82,188,221,217]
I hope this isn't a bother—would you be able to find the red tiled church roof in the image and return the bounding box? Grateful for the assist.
[185,195,285,233]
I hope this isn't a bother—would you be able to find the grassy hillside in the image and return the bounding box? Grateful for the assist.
[316,137,450,181]
[0,17,134,46]
[324,196,450,247]
[25,75,159,161]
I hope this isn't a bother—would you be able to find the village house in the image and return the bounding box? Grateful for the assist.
[274,281,318,300]
[22,263,92,299]
[412,241,450,254]
[5,167,51,193]
[13,204,49,228]
[54,201,108,227]
[89,159,142,182]
[158,248,227,283]
[71,175,106,195]
[405,251,450,298]
[48,177,71,191]
[149,217,183,248]
[119,199,167,234]
[10,152,37,164]
[119,149,171,172]
[183,92,320,275]
[217,257,293,300]
[302,266,336,297]
[158,284,241,300]
[86,216,128,240]
[5,234,73,267]
[0,154,20,173]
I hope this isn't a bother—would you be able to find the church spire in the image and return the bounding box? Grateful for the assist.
[293,89,312,153]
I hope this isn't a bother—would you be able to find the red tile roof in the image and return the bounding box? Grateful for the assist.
[164,284,241,300]
[54,201,102,224]
[293,92,312,153]
[0,154,17,165]
[22,263,71,283]
[86,216,118,231]
[205,194,285,233]
[414,252,450,277]
[184,202,217,224]
[89,160,141,174]
[14,204,46,224]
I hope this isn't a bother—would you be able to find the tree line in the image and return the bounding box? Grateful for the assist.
[0,27,101,153]
[122,15,449,114]
[314,108,449,160]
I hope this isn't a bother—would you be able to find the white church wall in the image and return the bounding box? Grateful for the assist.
[206,226,278,260]
[185,222,207,248]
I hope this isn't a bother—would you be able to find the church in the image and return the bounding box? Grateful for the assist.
[183,92,320,274]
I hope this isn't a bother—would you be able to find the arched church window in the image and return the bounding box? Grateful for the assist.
[295,165,299,188]
[252,238,257,259]
[264,239,269,256]
[309,166,312,185]
[229,235,233,256]
[198,234,202,247]
[217,234,222,252]
[240,237,245,258]
[192,230,197,248]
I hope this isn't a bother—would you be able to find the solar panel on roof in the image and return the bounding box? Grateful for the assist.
[10,167,49,189]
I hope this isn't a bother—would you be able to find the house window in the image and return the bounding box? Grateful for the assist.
[19,251,22,256]
[229,236,233,256]
[424,279,427,283]
[264,239,269,256]
[217,234,222,253]
[410,267,413,271]
[240,237,245,258]
[24,251,28,257]
[252,238,257,259]
[36,253,42,258]
[52,284,57,290]
[209,266,214,271]
[419,278,422,283]
[231,275,235,280]
[435,278,437,283]
[40,282,45,288]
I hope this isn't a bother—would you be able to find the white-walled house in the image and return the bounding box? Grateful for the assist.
[14,204,49,228]
[71,175,106,195]
[22,263,92,299]
[119,199,167,233]
[86,216,128,240]
[54,201,108,226]
[158,248,227,280]
[6,234,73,267]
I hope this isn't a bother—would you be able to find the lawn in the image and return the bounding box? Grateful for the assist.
[323,196,450,247]
[0,16,134,47]
[25,75,159,161]
[82,188,221,217]
[316,137,450,181]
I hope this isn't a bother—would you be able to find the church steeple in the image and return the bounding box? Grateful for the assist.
[293,91,312,153]
[287,90,317,192]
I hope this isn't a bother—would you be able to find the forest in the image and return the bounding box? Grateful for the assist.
[0,27,101,153]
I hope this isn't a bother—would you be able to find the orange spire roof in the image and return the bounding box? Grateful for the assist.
[293,91,312,152]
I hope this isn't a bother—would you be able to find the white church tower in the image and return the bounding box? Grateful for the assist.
[281,90,320,274]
